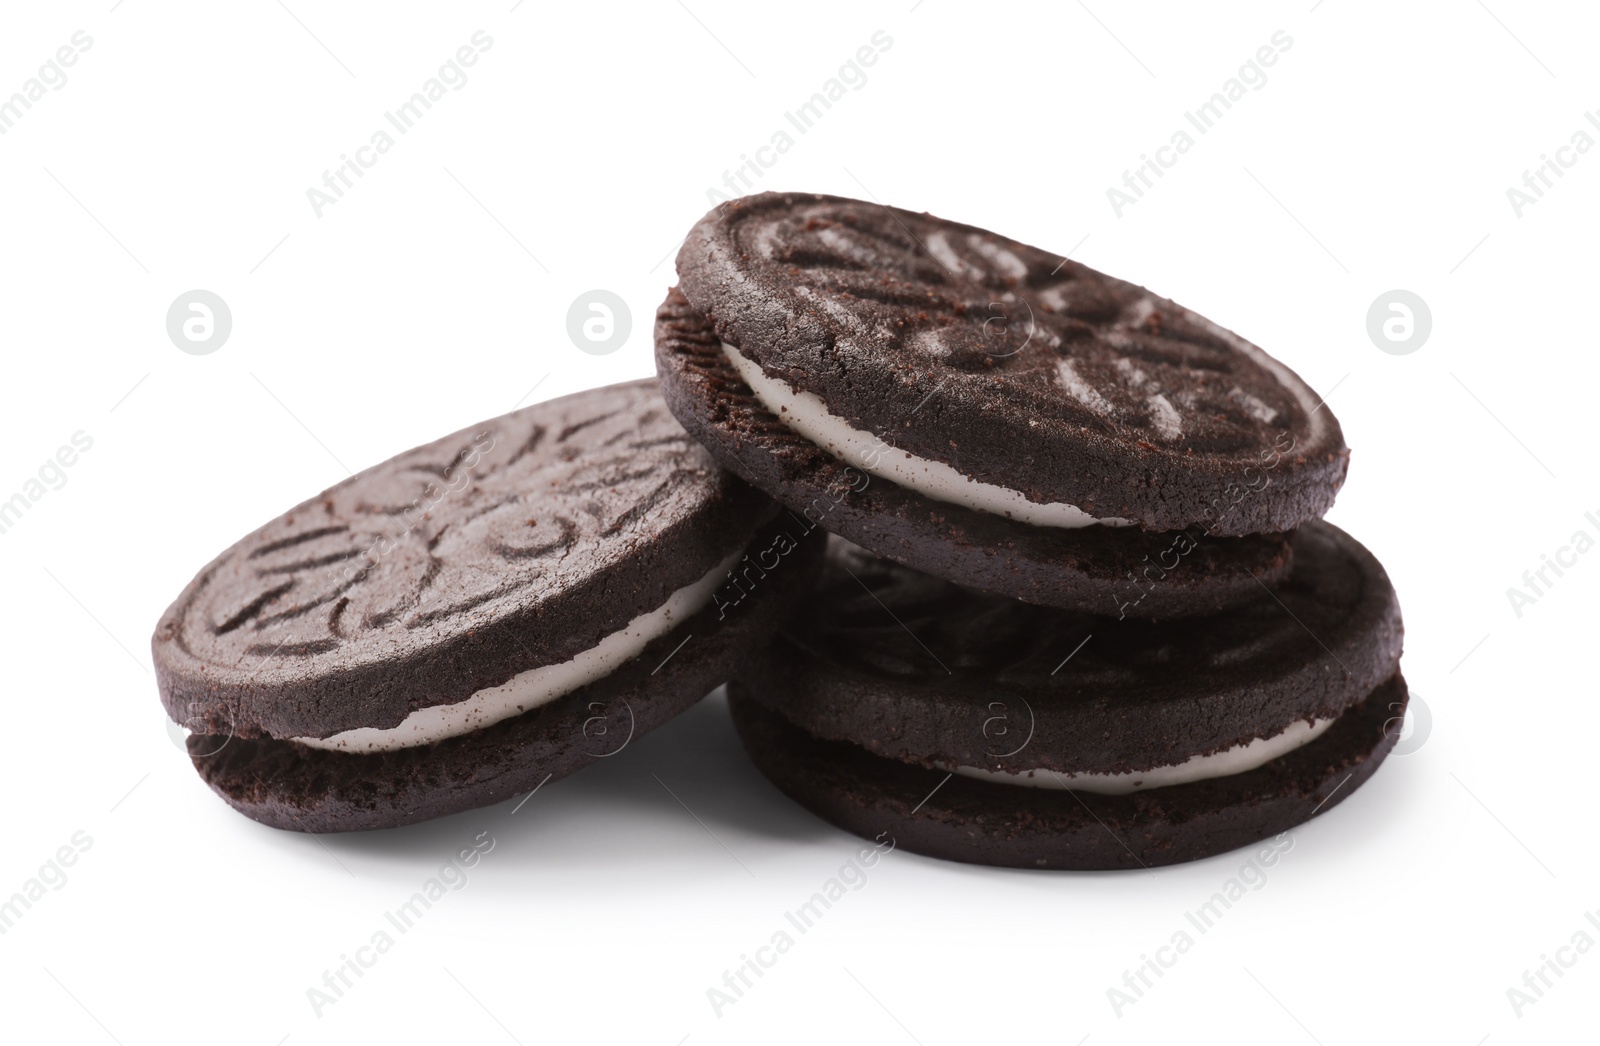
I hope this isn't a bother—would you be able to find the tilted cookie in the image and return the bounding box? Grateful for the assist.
[154,379,824,832]
[658,192,1348,617]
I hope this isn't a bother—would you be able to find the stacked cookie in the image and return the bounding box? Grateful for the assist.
[153,192,1405,870]
[655,193,1406,869]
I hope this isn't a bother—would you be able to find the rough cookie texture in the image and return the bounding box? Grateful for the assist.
[739,524,1403,775]
[729,675,1407,870]
[193,515,826,832]
[658,287,1296,617]
[673,191,1348,534]
[153,379,825,832]
[154,379,771,742]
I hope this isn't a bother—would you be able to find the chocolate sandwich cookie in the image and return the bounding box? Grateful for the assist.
[658,192,1349,617]
[730,524,1406,869]
[154,379,824,833]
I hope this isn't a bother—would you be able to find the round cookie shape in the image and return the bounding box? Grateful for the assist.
[656,287,1296,618]
[737,523,1403,776]
[728,674,1407,871]
[154,379,773,744]
[674,192,1348,535]
[191,513,826,832]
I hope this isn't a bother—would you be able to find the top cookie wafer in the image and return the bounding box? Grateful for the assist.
[153,379,829,832]
[675,192,1348,535]
[154,379,772,744]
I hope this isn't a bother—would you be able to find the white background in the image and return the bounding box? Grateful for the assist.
[1,1,1595,1042]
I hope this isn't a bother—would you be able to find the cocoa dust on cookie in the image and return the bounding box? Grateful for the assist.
[154,379,824,832]
[658,192,1348,617]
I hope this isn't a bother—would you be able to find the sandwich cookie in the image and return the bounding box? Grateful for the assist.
[729,525,1406,869]
[154,380,824,832]
[658,192,1350,617]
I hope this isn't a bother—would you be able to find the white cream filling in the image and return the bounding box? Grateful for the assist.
[293,549,742,753]
[720,341,1132,529]
[950,716,1337,795]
